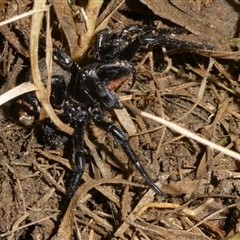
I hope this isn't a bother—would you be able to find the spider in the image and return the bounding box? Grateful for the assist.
[24,24,213,201]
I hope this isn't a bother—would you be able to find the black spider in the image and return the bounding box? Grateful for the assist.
[26,24,213,201]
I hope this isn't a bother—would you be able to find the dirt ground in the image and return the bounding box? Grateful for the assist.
[1,0,240,239]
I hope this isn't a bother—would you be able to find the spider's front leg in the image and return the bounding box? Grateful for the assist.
[42,107,88,202]
[67,109,89,200]
[48,75,67,109]
[91,104,166,197]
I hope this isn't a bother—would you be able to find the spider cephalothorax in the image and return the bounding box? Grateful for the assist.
[24,24,213,202]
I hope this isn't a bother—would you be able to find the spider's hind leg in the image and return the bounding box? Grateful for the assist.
[91,104,166,197]
[139,28,214,50]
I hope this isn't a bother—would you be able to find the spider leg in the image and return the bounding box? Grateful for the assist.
[67,110,89,200]
[53,47,80,72]
[39,38,80,72]
[96,60,136,82]
[48,75,66,109]
[94,28,141,62]
[91,104,166,197]
[139,34,214,50]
